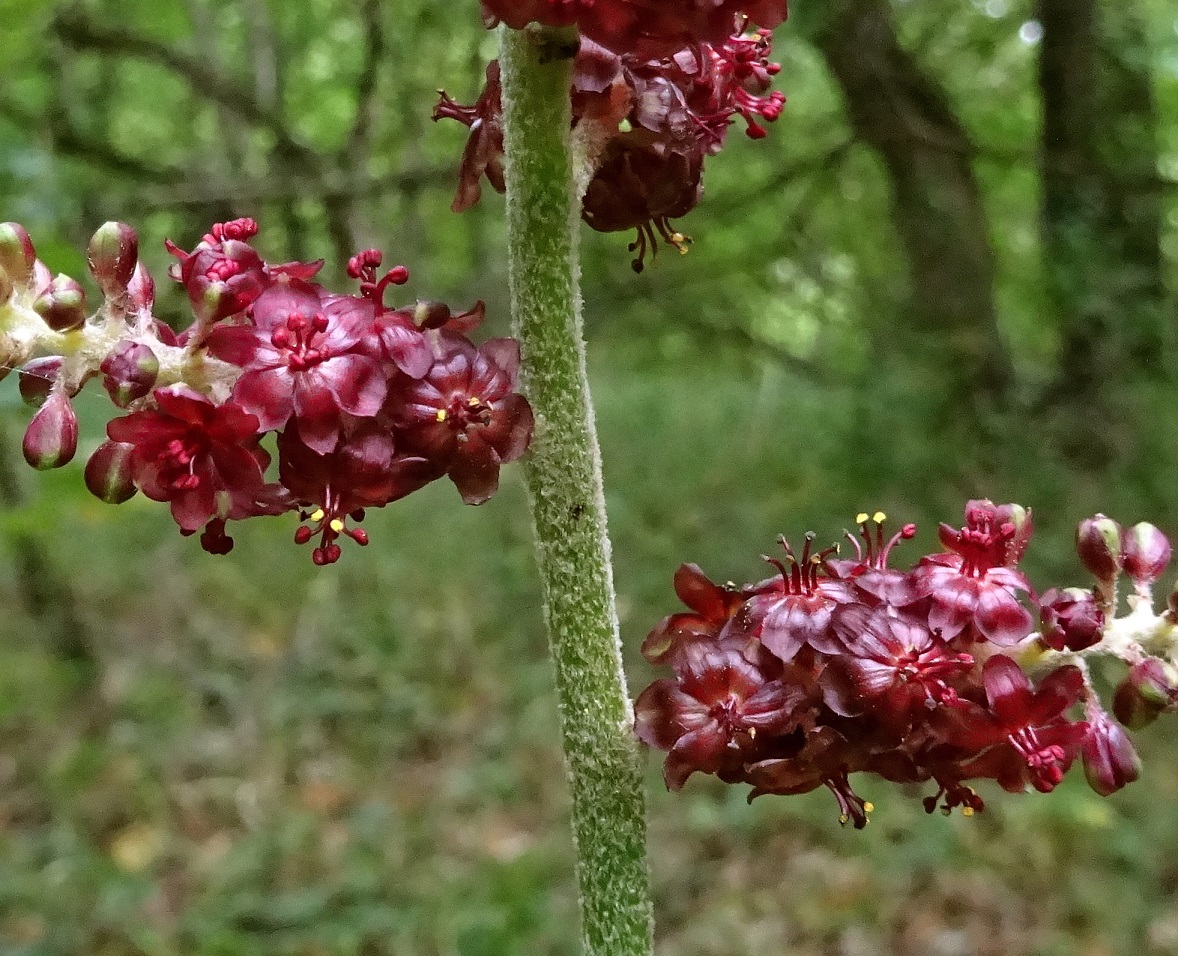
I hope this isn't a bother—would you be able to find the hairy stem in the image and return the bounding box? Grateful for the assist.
[498,24,654,956]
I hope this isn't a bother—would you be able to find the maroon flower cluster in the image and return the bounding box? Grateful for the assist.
[435,16,787,271]
[481,0,789,60]
[3,219,532,564]
[635,502,1160,827]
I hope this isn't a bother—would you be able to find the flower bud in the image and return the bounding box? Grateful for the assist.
[32,274,87,332]
[1039,587,1104,652]
[126,262,155,311]
[1081,710,1141,797]
[0,222,36,291]
[18,357,63,407]
[22,391,78,470]
[1076,515,1123,582]
[1122,522,1171,592]
[1112,658,1177,729]
[84,440,138,504]
[101,341,159,407]
[87,221,139,297]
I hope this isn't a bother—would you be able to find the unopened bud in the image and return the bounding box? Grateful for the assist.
[84,440,138,504]
[22,391,78,470]
[32,274,87,332]
[100,341,159,407]
[126,262,155,311]
[18,357,63,407]
[87,221,139,297]
[1039,587,1104,652]
[1081,710,1141,797]
[0,222,36,291]
[994,502,1033,565]
[1076,515,1123,582]
[1122,522,1171,592]
[1112,658,1177,729]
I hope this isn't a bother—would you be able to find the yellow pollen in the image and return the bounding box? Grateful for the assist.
[436,409,448,422]
[864,801,874,813]
[962,806,975,817]
[839,814,848,825]
[329,519,344,533]
[468,396,482,406]
[873,511,887,523]
[310,509,325,523]
[855,512,869,524]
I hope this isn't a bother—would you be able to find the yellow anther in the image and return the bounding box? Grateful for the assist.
[748,727,757,739]
[468,395,482,406]
[863,801,874,813]
[856,512,869,524]
[873,511,887,523]
[962,806,975,817]
[839,814,848,825]
[329,519,344,533]
[310,509,325,523]
[436,409,448,422]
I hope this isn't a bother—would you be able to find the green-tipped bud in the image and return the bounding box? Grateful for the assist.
[22,391,78,470]
[0,222,36,291]
[1122,522,1171,592]
[1112,659,1177,729]
[100,341,159,407]
[32,274,87,332]
[87,221,139,297]
[18,357,63,407]
[1076,514,1123,582]
[84,440,138,504]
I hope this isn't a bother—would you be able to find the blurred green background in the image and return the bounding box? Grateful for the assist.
[2,0,1178,953]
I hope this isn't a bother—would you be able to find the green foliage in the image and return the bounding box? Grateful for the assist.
[2,0,1178,953]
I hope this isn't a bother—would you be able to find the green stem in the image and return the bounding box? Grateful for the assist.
[498,25,654,956]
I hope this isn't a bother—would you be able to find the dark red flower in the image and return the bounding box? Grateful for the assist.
[635,642,807,789]
[821,605,973,726]
[106,385,272,534]
[433,62,505,213]
[166,218,270,322]
[391,337,533,504]
[1039,587,1104,652]
[641,563,756,664]
[483,0,791,60]
[911,501,1035,645]
[278,420,436,565]
[728,533,855,663]
[206,280,386,454]
[935,655,1087,793]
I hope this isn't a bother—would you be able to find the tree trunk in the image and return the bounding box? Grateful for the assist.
[798,0,1012,440]
[1037,0,1166,465]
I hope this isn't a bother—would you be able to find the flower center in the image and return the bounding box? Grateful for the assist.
[271,311,331,371]
[156,432,207,491]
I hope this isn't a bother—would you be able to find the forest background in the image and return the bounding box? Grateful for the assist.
[1,0,1177,953]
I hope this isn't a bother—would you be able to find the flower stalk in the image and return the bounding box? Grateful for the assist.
[498,24,653,956]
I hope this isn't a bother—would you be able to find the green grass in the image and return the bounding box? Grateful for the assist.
[3,344,1178,956]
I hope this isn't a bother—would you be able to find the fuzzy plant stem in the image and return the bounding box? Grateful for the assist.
[498,24,654,956]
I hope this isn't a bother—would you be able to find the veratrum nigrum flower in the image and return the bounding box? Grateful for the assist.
[2,219,534,563]
[634,504,1163,828]
[435,18,787,270]
[480,0,790,60]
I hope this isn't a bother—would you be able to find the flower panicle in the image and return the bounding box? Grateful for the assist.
[635,503,1173,828]
[435,14,789,270]
[0,220,533,563]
